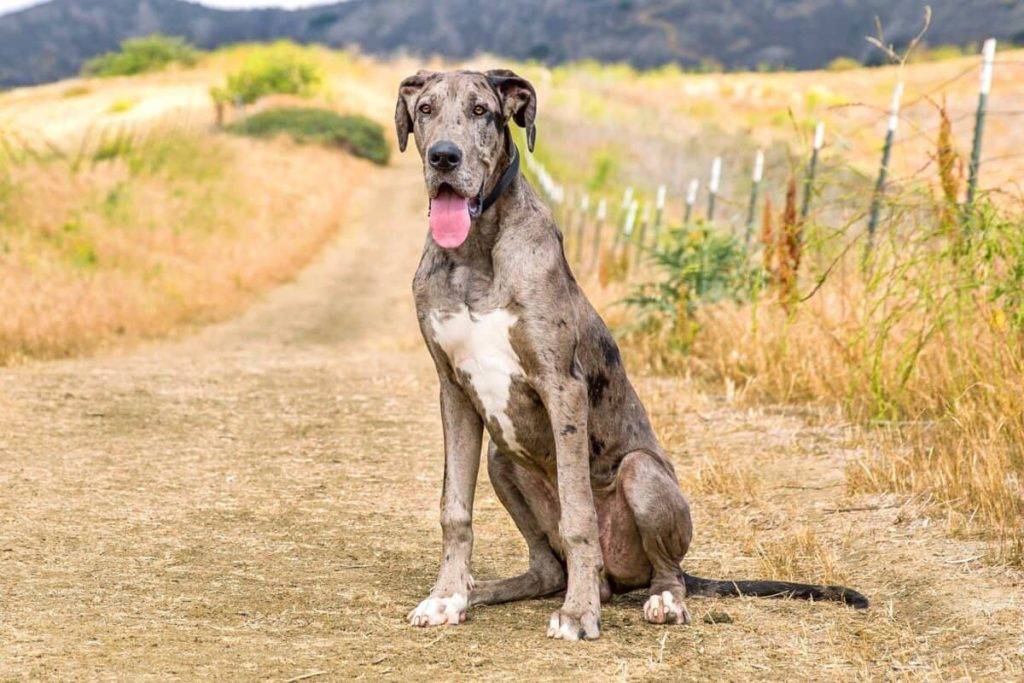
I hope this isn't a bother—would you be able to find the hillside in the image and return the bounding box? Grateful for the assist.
[2,0,1024,87]
[1,46,1022,679]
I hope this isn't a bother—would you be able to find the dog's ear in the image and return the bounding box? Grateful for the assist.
[395,70,434,153]
[486,69,537,152]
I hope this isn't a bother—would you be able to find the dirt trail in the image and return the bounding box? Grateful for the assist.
[1,151,1022,680]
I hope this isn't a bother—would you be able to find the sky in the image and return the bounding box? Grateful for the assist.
[0,0,343,15]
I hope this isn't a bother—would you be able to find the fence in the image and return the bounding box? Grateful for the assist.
[522,38,1018,284]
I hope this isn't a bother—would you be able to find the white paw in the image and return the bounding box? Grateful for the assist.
[547,612,579,641]
[643,590,691,625]
[408,593,468,627]
[546,608,600,641]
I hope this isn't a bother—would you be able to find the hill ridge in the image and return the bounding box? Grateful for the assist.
[1,0,1023,87]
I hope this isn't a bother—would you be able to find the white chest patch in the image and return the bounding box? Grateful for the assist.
[430,306,525,453]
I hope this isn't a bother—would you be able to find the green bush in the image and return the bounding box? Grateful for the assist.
[83,34,198,77]
[624,223,758,349]
[211,43,323,105]
[227,107,389,165]
[826,56,861,72]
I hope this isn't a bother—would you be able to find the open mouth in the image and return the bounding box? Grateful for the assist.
[428,183,481,249]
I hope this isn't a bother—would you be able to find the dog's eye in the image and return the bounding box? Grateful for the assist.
[473,105,486,117]
[418,103,432,115]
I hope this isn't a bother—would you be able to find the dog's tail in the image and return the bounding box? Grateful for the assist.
[681,572,869,609]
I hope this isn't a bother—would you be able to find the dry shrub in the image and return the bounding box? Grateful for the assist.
[760,195,775,279]
[935,98,962,234]
[757,179,803,309]
[776,175,802,307]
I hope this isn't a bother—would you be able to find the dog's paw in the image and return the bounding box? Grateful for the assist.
[643,590,691,625]
[408,593,468,627]
[546,607,600,641]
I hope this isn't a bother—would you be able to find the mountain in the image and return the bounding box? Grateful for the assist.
[2,0,1023,87]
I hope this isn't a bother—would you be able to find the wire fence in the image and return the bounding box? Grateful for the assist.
[524,39,1024,286]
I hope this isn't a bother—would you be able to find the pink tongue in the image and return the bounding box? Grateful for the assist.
[429,189,471,249]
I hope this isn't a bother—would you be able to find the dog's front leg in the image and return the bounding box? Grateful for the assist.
[409,375,483,627]
[538,375,602,641]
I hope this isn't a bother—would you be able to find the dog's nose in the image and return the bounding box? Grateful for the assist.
[427,141,462,171]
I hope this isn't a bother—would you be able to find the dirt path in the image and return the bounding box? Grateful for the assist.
[1,153,1022,681]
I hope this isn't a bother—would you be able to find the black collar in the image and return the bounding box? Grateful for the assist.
[470,130,519,218]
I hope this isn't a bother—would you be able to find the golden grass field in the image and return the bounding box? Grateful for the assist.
[1,44,1023,679]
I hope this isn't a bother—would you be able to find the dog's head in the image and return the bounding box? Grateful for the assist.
[395,69,536,248]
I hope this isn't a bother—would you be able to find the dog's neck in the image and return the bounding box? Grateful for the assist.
[445,137,532,261]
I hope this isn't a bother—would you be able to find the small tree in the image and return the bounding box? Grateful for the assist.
[212,43,323,106]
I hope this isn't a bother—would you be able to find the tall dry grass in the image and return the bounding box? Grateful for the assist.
[622,186,1024,564]
[0,119,358,363]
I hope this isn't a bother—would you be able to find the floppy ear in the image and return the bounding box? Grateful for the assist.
[394,70,434,152]
[486,69,537,152]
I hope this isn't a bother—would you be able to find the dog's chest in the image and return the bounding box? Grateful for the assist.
[429,305,527,453]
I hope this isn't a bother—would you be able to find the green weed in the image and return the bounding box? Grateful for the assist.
[625,223,758,349]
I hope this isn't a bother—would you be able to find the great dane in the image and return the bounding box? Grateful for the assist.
[396,69,868,641]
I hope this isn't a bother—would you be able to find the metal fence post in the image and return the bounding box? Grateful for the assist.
[634,204,650,267]
[684,179,699,226]
[707,157,722,222]
[745,149,764,244]
[574,193,589,264]
[964,37,996,225]
[651,184,666,247]
[801,122,824,220]
[621,199,639,263]
[866,81,903,260]
[591,198,607,268]
[613,186,633,251]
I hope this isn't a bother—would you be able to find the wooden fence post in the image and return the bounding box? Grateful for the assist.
[964,37,996,225]
[745,149,764,245]
[866,81,903,260]
[707,157,722,222]
[801,122,824,220]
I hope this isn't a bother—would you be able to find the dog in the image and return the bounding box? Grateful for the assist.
[396,69,868,641]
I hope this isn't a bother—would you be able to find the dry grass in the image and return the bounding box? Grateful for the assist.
[0,43,415,367]
[621,252,1024,565]
[683,454,762,503]
[748,525,851,586]
[2,151,1021,680]
[0,121,354,364]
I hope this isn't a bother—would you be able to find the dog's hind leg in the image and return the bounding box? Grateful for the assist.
[470,444,566,606]
[618,450,694,625]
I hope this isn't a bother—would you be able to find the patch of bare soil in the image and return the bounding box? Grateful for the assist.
[1,155,1022,680]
